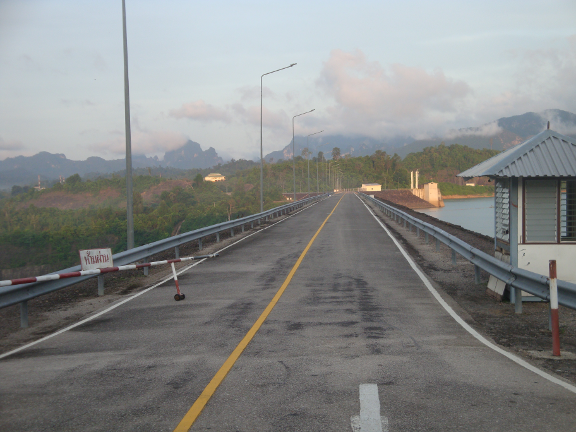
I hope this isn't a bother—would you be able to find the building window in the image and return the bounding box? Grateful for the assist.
[561,180,576,242]
[495,179,510,243]
[525,179,557,242]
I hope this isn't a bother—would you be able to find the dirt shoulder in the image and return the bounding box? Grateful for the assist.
[363,195,576,385]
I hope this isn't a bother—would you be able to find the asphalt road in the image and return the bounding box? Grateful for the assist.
[1,193,575,431]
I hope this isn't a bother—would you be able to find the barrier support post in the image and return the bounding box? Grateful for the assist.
[549,260,561,356]
[451,250,456,265]
[198,238,203,251]
[216,232,220,242]
[514,288,522,314]
[175,246,180,259]
[143,257,150,276]
[20,301,28,328]
[98,275,105,296]
[474,265,481,284]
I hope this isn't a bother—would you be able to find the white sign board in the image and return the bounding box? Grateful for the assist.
[79,248,114,271]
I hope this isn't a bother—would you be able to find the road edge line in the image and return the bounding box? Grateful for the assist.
[0,199,323,361]
[357,194,576,395]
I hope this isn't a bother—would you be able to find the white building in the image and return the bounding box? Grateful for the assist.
[459,128,576,300]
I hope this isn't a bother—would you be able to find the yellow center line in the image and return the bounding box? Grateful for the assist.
[173,193,346,432]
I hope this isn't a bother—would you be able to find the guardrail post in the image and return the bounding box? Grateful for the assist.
[251,221,254,229]
[436,238,440,251]
[416,227,420,237]
[198,238,203,251]
[98,275,105,295]
[231,228,234,237]
[143,258,149,276]
[513,287,522,314]
[474,265,481,284]
[216,232,220,242]
[175,246,180,259]
[425,232,429,244]
[403,219,406,228]
[20,301,29,328]
[451,249,456,265]
[241,224,245,233]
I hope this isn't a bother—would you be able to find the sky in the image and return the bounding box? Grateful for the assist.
[1,0,575,162]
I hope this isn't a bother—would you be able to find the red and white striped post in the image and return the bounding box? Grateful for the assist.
[549,260,561,357]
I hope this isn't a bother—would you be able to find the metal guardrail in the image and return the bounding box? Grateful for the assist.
[0,195,327,312]
[359,193,576,310]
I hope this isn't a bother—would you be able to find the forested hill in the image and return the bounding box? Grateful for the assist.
[0,144,498,274]
[402,144,499,184]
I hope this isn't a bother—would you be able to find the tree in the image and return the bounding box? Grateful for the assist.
[301,148,311,159]
[66,173,82,185]
[317,151,324,162]
[332,147,341,160]
[193,173,204,187]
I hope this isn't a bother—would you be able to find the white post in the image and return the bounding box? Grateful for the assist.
[549,260,561,356]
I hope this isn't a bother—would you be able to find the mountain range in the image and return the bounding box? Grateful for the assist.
[264,109,576,162]
[0,140,222,189]
[2,109,575,189]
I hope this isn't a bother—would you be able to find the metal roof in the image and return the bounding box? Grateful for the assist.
[458,129,576,179]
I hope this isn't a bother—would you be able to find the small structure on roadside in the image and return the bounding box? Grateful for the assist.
[361,183,381,192]
[204,173,225,182]
[458,127,576,303]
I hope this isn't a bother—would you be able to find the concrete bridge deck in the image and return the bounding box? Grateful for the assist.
[1,193,575,431]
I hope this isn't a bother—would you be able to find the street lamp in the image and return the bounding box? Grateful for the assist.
[260,63,296,213]
[292,109,314,202]
[122,0,134,250]
[306,130,324,195]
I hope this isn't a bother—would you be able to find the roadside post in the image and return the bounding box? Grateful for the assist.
[549,260,561,356]
[79,248,113,296]
[171,262,185,301]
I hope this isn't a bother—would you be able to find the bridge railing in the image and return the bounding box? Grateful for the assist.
[359,193,576,311]
[0,195,327,321]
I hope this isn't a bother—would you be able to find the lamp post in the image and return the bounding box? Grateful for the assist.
[331,163,339,192]
[306,130,323,195]
[260,63,296,213]
[122,0,134,250]
[292,109,314,202]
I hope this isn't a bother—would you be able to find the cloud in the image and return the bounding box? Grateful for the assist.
[237,85,274,101]
[316,49,472,137]
[232,103,289,130]
[0,136,28,161]
[92,121,189,156]
[0,136,25,151]
[170,100,232,123]
[445,121,503,139]
[476,34,576,121]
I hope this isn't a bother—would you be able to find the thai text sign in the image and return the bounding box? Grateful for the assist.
[79,248,113,271]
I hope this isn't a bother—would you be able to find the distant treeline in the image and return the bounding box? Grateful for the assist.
[0,143,498,272]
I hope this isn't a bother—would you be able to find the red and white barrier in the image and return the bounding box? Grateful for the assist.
[0,254,219,288]
[549,260,561,356]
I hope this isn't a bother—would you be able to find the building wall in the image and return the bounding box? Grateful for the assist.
[362,184,381,191]
[518,244,576,283]
[514,179,576,283]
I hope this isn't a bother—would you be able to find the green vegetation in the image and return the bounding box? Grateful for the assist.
[0,143,499,273]
[437,182,494,197]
